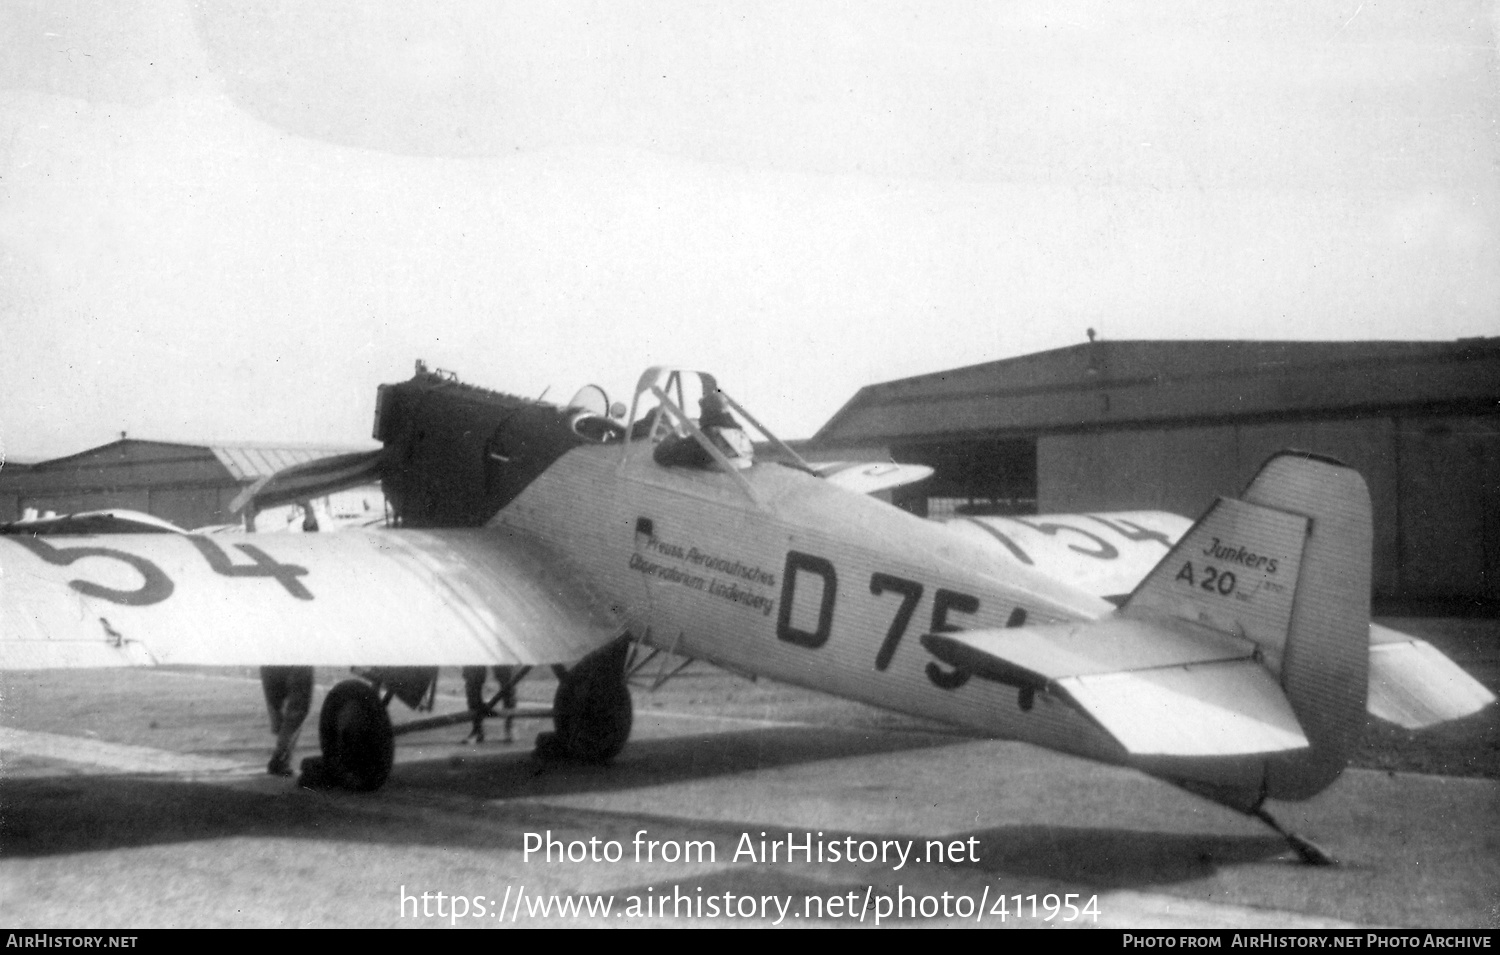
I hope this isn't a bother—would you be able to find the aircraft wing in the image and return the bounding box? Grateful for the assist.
[940,511,1193,604]
[811,461,934,495]
[0,528,620,670]
[923,616,1309,757]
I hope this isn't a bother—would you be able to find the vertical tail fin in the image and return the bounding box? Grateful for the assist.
[1122,452,1371,800]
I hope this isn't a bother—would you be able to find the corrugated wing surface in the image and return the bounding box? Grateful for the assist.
[0,528,618,668]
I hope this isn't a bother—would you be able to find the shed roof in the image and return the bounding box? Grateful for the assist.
[811,338,1500,448]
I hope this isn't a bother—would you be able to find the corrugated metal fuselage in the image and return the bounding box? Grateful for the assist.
[495,441,1275,796]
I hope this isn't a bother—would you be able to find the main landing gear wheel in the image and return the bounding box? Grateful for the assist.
[536,637,634,763]
[314,679,395,791]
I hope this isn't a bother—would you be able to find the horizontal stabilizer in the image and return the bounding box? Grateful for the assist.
[1367,625,1497,729]
[922,616,1309,757]
[1060,661,1309,756]
[922,617,1254,684]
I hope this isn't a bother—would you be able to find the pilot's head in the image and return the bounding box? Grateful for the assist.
[699,392,735,429]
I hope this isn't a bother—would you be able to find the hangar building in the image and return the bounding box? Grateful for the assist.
[807,338,1500,606]
[0,439,383,531]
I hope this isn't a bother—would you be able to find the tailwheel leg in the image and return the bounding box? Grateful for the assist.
[1253,805,1337,866]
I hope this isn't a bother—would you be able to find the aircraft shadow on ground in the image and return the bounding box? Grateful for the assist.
[0,724,956,858]
[0,725,1287,887]
[392,722,965,799]
[554,811,1290,898]
[598,826,1290,924]
[958,824,1289,886]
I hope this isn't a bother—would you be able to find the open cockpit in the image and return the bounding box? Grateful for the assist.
[624,368,812,470]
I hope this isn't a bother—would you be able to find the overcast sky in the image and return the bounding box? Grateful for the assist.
[1,1,1496,459]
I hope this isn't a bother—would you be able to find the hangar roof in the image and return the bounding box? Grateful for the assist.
[0,439,374,493]
[811,338,1500,448]
[209,445,361,481]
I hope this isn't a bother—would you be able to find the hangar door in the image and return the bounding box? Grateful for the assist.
[890,438,1037,519]
[1396,415,1500,601]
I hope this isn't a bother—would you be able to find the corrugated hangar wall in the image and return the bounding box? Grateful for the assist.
[11,485,239,529]
[1,442,236,528]
[1039,415,1500,599]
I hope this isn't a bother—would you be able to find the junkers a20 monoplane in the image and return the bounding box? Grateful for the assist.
[2,363,1492,862]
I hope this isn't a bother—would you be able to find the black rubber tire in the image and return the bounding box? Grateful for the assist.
[551,638,633,763]
[318,679,395,791]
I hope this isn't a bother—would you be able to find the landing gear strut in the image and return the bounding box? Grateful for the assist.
[536,636,634,763]
[1253,804,1336,866]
